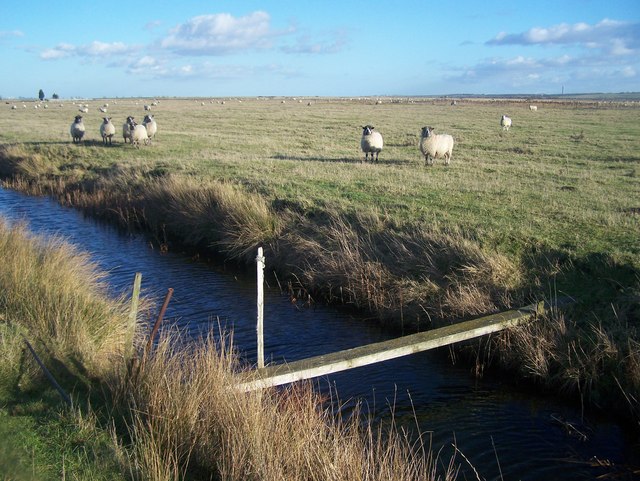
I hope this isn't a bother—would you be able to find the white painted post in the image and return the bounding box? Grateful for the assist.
[256,247,265,369]
[126,272,142,362]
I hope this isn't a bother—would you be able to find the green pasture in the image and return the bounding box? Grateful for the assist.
[1,97,638,266]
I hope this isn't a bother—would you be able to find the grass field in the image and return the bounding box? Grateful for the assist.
[1,96,639,421]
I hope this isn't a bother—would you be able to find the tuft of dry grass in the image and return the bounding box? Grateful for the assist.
[0,219,132,380]
[122,330,455,481]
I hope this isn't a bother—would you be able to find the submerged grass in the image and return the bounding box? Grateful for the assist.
[0,220,457,479]
[0,97,639,424]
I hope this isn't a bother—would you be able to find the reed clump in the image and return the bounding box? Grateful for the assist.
[495,298,640,422]
[124,332,454,481]
[0,219,131,381]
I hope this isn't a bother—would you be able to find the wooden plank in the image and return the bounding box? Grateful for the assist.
[236,302,543,392]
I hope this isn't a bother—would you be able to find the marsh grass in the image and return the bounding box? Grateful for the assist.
[124,331,454,481]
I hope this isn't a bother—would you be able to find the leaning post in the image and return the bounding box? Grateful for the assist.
[256,247,265,369]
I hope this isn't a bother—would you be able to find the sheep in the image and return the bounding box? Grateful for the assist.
[70,115,85,143]
[79,107,89,113]
[143,114,157,141]
[500,115,512,131]
[360,125,384,162]
[144,104,151,111]
[99,106,107,113]
[419,126,454,166]
[529,105,537,111]
[100,117,116,145]
[127,120,149,147]
[11,105,16,110]
[122,116,135,143]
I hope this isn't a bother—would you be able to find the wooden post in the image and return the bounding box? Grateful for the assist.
[126,272,142,361]
[144,288,173,357]
[256,247,265,369]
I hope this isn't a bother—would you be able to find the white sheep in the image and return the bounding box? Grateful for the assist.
[500,115,512,131]
[11,105,16,110]
[100,117,116,145]
[143,114,157,141]
[144,104,151,111]
[360,125,383,162]
[79,107,89,113]
[122,116,135,143]
[419,126,454,166]
[70,115,85,143]
[128,122,149,147]
[99,107,107,113]
[529,105,537,111]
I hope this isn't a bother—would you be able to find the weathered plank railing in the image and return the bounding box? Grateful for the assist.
[236,301,545,392]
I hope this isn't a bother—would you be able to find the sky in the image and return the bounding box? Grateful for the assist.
[1,0,638,98]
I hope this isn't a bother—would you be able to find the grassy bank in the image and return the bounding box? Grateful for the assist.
[0,219,456,480]
[0,96,639,423]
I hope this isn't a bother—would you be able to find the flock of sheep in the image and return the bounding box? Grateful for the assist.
[70,113,157,147]
[361,105,536,165]
[64,99,537,163]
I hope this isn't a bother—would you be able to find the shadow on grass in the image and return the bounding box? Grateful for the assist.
[270,153,411,166]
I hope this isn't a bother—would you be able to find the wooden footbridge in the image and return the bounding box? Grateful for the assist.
[236,300,546,392]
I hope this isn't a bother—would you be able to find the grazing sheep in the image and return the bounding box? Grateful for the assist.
[79,107,89,113]
[143,114,157,141]
[122,116,135,143]
[70,115,85,143]
[500,115,512,131]
[419,126,454,166]
[360,125,384,162]
[100,117,116,145]
[144,104,151,111]
[529,105,537,111]
[99,107,107,113]
[11,105,16,110]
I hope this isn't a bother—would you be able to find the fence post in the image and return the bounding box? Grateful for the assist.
[256,247,265,369]
[126,272,142,361]
[144,288,173,357]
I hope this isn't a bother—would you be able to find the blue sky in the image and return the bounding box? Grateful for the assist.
[1,0,638,98]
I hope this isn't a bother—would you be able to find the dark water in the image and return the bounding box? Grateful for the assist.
[1,186,636,480]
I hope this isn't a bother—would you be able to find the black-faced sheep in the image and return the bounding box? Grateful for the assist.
[126,118,149,147]
[100,117,116,145]
[419,126,454,166]
[143,114,157,141]
[70,115,85,143]
[123,116,135,143]
[360,125,383,162]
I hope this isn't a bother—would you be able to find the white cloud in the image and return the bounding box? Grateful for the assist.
[40,41,134,60]
[487,18,639,57]
[160,11,274,55]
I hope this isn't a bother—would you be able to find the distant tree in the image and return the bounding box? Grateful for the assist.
[52,93,59,99]
[38,89,45,101]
